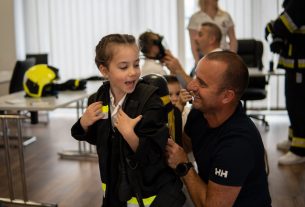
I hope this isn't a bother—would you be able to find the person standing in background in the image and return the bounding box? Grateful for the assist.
[188,0,237,70]
[265,0,305,165]
[164,22,223,88]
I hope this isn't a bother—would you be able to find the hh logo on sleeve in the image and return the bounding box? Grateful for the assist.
[215,168,228,178]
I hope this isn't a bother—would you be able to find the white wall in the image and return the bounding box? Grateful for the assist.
[0,0,17,71]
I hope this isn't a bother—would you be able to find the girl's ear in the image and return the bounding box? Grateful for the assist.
[99,65,108,79]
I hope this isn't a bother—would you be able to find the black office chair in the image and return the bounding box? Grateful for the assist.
[8,58,39,123]
[0,59,35,118]
[9,59,36,93]
[26,53,48,65]
[237,39,269,130]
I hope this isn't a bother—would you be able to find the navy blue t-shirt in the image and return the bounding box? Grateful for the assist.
[185,103,271,207]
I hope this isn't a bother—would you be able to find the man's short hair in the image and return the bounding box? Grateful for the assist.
[205,51,249,99]
[201,22,222,44]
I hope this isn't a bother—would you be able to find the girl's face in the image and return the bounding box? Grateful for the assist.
[100,44,141,101]
[168,82,181,105]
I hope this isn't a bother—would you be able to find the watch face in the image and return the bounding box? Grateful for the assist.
[175,162,193,177]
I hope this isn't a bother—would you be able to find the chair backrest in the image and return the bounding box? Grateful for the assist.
[237,39,264,70]
[9,58,36,93]
[26,53,48,64]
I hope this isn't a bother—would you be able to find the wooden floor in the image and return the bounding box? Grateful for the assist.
[1,109,305,207]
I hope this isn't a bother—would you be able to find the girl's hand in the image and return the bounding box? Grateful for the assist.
[114,107,142,138]
[114,108,142,151]
[179,89,192,106]
[80,101,106,131]
[175,89,193,112]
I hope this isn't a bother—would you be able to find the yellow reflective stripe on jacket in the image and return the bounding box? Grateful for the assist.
[102,183,106,191]
[280,12,297,33]
[127,195,156,206]
[288,44,292,56]
[160,95,171,106]
[168,109,175,141]
[295,26,305,34]
[101,183,156,206]
[266,24,273,34]
[298,59,305,68]
[278,57,305,69]
[278,57,294,69]
[291,137,305,148]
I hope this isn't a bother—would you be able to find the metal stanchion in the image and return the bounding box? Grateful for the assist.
[0,115,57,207]
[1,116,15,200]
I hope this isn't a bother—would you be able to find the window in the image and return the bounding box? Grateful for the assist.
[23,0,179,81]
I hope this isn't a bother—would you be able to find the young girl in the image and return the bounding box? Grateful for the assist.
[71,34,185,207]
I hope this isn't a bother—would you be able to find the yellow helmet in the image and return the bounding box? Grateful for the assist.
[23,64,59,98]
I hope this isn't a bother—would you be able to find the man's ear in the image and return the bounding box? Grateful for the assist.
[209,35,216,45]
[222,89,235,104]
[99,65,108,78]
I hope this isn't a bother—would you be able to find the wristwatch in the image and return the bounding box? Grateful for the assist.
[175,162,193,177]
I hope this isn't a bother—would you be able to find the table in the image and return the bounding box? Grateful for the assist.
[0,80,102,206]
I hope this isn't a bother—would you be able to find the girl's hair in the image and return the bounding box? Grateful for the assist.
[95,34,136,68]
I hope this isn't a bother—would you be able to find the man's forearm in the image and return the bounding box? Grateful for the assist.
[175,68,192,88]
[183,168,207,207]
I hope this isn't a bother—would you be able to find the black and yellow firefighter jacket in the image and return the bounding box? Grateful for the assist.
[71,81,184,207]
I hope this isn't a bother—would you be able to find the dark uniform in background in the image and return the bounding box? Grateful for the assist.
[265,0,305,164]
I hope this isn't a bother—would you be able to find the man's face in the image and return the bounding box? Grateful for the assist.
[187,58,227,113]
[195,26,211,53]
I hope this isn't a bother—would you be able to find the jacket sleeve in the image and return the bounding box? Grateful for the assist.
[128,92,169,166]
[70,92,99,145]
[272,0,305,38]
[71,118,98,145]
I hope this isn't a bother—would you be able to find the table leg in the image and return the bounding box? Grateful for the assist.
[0,115,57,207]
[58,99,97,161]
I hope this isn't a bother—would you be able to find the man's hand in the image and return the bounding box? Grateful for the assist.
[162,50,184,75]
[270,37,285,54]
[165,138,188,169]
